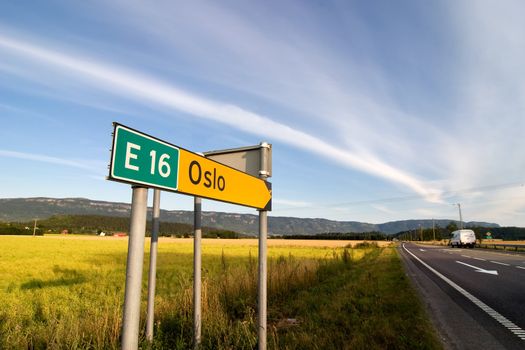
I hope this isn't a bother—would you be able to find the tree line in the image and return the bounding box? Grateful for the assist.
[0,214,240,238]
[2,216,524,240]
[277,231,390,240]
[393,221,525,241]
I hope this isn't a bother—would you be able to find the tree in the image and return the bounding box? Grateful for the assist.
[446,221,458,233]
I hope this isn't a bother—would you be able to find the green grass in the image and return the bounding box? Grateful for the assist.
[0,236,441,349]
[270,245,441,349]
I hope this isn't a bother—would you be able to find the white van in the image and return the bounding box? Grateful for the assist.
[450,229,476,248]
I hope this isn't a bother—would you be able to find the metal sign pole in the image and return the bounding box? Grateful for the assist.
[110,124,273,348]
[258,210,268,349]
[258,142,270,350]
[121,186,149,350]
[193,196,202,349]
[146,189,161,342]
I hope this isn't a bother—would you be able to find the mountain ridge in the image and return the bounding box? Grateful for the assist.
[0,197,500,235]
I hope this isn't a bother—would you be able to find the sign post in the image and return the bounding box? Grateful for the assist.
[257,142,270,350]
[146,189,161,342]
[121,186,149,350]
[193,197,202,349]
[109,123,272,349]
[205,142,272,349]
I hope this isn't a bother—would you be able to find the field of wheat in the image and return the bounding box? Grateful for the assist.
[0,235,440,349]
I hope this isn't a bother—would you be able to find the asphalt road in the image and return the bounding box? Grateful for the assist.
[399,242,525,350]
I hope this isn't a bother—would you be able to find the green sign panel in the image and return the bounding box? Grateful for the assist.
[109,124,180,191]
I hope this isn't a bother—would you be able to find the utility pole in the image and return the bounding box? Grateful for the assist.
[457,203,463,229]
[432,219,436,242]
[33,219,37,237]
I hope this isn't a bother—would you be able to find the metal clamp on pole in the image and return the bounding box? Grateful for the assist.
[259,142,271,149]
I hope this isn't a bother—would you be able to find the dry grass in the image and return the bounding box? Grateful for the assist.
[0,236,436,349]
[481,240,525,245]
[56,235,391,247]
[42,235,393,249]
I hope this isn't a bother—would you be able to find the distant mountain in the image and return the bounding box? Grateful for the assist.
[0,197,500,235]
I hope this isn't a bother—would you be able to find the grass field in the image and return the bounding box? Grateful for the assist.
[0,236,441,349]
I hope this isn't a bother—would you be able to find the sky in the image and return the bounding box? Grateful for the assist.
[1,0,524,226]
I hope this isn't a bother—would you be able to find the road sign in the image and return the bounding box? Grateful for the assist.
[204,144,272,178]
[110,124,180,191]
[109,123,272,210]
[177,148,271,210]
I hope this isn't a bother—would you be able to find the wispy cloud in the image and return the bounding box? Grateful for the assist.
[0,102,24,113]
[437,1,525,223]
[454,186,525,224]
[0,149,104,173]
[273,198,313,208]
[414,208,438,218]
[0,34,441,202]
[100,1,457,172]
[371,204,397,215]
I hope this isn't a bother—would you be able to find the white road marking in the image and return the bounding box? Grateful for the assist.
[456,261,498,275]
[516,266,525,270]
[473,257,486,261]
[419,249,426,252]
[490,261,510,266]
[403,244,525,341]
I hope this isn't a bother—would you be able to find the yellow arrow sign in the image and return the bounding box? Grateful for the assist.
[178,149,272,210]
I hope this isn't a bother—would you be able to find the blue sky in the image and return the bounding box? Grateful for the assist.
[1,0,524,226]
